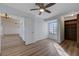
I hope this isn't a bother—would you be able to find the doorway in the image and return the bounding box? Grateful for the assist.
[1,16,25,55]
[61,19,77,55]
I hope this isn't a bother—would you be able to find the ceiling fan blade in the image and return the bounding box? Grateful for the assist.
[35,3,44,8]
[39,12,42,15]
[35,3,40,6]
[45,10,51,13]
[45,3,56,8]
[35,3,41,7]
[40,3,44,7]
[30,8,39,11]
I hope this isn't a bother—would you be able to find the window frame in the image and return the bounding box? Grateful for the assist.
[48,22,57,35]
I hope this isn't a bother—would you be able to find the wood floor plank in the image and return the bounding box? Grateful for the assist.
[60,40,77,56]
[1,35,60,56]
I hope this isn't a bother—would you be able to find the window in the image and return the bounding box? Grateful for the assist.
[48,22,57,35]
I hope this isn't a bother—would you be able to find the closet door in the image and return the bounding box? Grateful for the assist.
[65,19,77,41]
[77,14,79,55]
[77,14,79,48]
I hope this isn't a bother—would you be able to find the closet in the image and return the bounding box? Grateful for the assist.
[65,19,77,41]
[77,14,79,55]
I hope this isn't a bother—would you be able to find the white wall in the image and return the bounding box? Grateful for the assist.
[33,17,48,42]
[64,15,77,21]
[0,4,48,45]
[1,17,20,35]
[57,16,64,43]
[19,18,25,41]
[24,17,34,44]
[24,16,48,45]
[48,17,64,43]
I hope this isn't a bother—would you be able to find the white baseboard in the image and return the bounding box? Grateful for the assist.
[3,34,19,36]
[25,36,48,45]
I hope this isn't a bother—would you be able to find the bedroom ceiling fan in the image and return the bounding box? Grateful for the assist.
[30,3,56,15]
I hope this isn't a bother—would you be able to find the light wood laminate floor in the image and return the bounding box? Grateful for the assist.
[1,35,60,56]
[61,40,77,56]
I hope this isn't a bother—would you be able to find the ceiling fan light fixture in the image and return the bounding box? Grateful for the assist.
[39,9,44,12]
[71,14,74,16]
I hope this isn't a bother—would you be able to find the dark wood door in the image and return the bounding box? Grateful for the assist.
[77,14,79,49]
[77,14,79,55]
[65,19,77,41]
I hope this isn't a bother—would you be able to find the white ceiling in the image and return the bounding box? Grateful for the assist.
[2,3,79,19]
